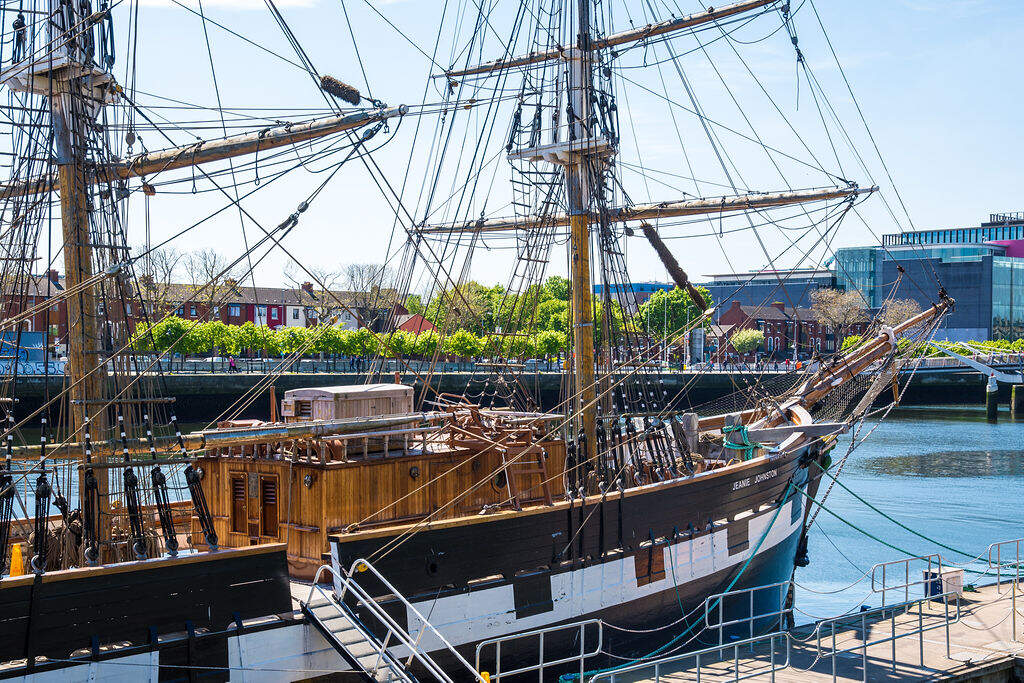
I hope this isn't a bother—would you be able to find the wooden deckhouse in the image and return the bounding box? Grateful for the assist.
[192,384,566,577]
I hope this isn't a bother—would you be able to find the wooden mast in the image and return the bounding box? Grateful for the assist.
[568,0,598,452]
[46,6,115,557]
[0,0,404,564]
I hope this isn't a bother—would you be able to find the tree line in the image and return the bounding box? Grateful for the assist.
[131,318,571,361]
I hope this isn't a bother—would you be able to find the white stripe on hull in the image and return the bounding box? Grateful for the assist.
[404,498,803,652]
[6,623,348,682]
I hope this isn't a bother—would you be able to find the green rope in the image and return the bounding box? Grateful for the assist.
[810,460,976,560]
[796,486,987,576]
[560,482,794,682]
[721,424,761,461]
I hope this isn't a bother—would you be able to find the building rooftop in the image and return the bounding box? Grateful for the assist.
[701,268,833,283]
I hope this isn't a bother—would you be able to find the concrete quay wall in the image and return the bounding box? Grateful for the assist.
[9,370,999,423]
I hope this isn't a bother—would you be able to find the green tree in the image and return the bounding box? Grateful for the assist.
[405,294,425,316]
[350,327,378,356]
[534,330,567,358]
[841,334,863,352]
[730,328,765,354]
[381,330,416,358]
[535,298,569,333]
[414,330,440,357]
[205,320,234,356]
[593,299,628,347]
[278,327,310,355]
[493,284,550,333]
[234,321,261,357]
[256,325,281,357]
[543,275,570,301]
[635,286,710,341]
[425,281,502,335]
[131,322,155,354]
[443,329,483,360]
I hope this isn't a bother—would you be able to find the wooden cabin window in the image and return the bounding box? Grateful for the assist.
[260,476,279,537]
[230,476,246,533]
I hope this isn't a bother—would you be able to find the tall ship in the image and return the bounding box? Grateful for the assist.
[0,0,951,680]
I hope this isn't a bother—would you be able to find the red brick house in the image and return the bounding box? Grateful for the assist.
[712,300,865,361]
[395,313,435,334]
[3,271,403,341]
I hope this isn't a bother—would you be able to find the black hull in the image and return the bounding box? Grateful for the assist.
[437,520,804,680]
[331,447,823,680]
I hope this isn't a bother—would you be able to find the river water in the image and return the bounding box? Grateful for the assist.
[794,404,1024,623]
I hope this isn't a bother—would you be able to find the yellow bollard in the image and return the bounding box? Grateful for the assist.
[9,542,24,577]
[479,673,490,683]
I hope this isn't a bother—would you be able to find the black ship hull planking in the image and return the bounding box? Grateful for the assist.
[0,446,820,681]
[329,444,821,676]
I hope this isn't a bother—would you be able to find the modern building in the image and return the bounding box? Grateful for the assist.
[832,212,1024,341]
[699,268,836,316]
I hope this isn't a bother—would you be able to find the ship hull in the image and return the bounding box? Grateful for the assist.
[408,505,803,680]
[331,447,818,679]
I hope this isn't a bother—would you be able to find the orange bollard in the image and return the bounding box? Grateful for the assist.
[9,542,25,577]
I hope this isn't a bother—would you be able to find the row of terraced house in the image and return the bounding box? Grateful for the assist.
[5,270,434,344]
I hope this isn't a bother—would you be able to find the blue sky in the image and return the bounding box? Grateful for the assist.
[86,0,1023,291]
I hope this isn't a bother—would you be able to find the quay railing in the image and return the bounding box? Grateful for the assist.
[474,619,603,682]
[870,553,943,605]
[988,537,1024,640]
[812,591,960,683]
[703,580,792,657]
[587,632,792,682]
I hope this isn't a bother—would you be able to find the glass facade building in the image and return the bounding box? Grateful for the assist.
[882,213,1024,247]
[832,247,881,307]
[992,257,1024,340]
[834,212,1024,341]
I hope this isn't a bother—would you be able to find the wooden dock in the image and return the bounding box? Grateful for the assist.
[600,582,1024,682]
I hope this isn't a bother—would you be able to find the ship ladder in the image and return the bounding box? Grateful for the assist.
[301,589,415,682]
[303,563,487,683]
[501,441,553,508]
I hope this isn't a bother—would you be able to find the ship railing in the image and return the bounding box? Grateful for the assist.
[342,558,489,682]
[870,553,943,605]
[588,631,792,682]
[307,563,486,683]
[988,537,1024,640]
[703,580,792,658]
[811,591,960,683]
[474,619,603,682]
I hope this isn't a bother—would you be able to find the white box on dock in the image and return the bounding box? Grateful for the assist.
[923,568,964,601]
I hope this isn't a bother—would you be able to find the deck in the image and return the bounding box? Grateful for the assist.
[607,581,1024,682]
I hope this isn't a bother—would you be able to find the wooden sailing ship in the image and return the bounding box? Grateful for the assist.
[0,0,954,679]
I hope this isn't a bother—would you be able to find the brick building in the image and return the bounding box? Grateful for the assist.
[710,300,865,361]
[2,271,403,344]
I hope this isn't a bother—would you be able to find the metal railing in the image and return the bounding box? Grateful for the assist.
[588,632,792,682]
[474,619,603,682]
[305,567,414,682]
[703,580,792,657]
[343,558,488,682]
[870,553,943,605]
[988,537,1024,640]
[307,562,487,683]
[812,591,960,683]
